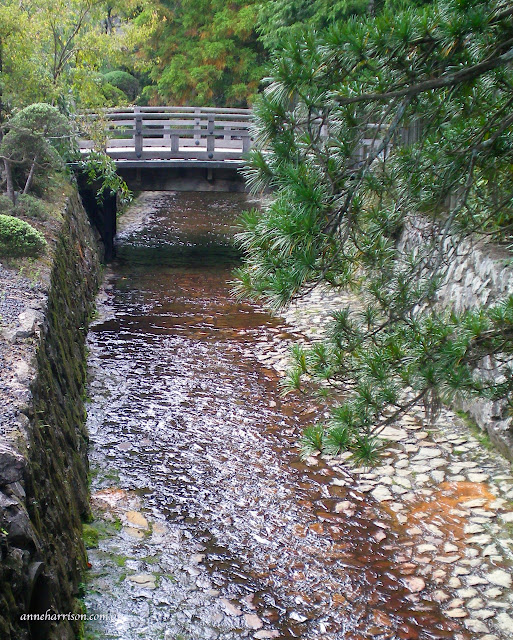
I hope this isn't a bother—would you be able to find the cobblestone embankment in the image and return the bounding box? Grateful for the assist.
[254,286,513,640]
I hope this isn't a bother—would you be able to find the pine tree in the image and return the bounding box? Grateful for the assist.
[235,0,513,464]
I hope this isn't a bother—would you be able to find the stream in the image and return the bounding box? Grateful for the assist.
[84,192,459,640]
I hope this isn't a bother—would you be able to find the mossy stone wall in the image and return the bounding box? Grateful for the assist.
[0,189,101,639]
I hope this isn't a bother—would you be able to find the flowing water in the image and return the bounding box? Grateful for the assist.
[84,192,459,640]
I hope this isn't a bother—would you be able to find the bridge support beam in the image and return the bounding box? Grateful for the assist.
[76,172,117,261]
[116,164,247,193]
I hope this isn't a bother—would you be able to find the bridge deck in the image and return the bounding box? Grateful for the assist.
[79,106,253,167]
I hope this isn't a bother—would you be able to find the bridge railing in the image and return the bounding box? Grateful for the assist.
[79,106,253,162]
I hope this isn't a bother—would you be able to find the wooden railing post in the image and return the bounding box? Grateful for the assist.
[242,133,251,154]
[134,106,143,159]
[194,107,201,143]
[171,133,179,154]
[207,114,215,159]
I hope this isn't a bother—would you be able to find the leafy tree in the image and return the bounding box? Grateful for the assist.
[257,0,433,51]
[137,0,266,106]
[0,104,72,203]
[0,0,152,114]
[235,0,513,463]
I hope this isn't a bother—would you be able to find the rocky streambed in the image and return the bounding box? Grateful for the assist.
[83,192,513,640]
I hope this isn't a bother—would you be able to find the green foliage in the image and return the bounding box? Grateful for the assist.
[82,523,100,549]
[236,0,513,464]
[15,195,50,221]
[0,214,47,257]
[138,0,266,106]
[79,150,132,205]
[300,424,325,457]
[103,71,140,101]
[0,0,152,114]
[0,103,73,198]
[101,83,128,107]
[0,195,14,216]
[323,424,353,455]
[3,103,72,159]
[257,0,433,51]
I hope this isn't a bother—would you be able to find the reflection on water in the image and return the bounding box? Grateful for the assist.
[85,192,457,640]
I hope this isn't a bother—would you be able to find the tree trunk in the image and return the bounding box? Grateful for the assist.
[23,157,37,195]
[3,158,15,204]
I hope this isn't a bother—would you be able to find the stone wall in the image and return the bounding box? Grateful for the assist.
[0,189,101,640]
[398,218,513,460]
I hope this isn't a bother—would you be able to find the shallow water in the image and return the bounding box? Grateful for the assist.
[84,192,458,640]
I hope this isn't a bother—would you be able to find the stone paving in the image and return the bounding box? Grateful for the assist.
[251,286,513,640]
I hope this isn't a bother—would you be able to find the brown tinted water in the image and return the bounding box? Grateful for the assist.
[84,192,460,640]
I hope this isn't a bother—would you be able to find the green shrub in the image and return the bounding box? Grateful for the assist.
[101,82,128,107]
[15,194,50,220]
[103,71,140,101]
[0,214,47,257]
[0,194,14,216]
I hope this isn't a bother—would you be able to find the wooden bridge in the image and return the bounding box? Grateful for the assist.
[79,106,253,169]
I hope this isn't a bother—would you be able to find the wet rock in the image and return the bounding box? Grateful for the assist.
[499,512,513,523]
[464,524,485,534]
[433,569,447,581]
[289,612,308,623]
[470,535,494,548]
[128,573,156,589]
[482,544,498,557]
[219,598,242,616]
[14,308,40,339]
[244,614,263,630]
[431,470,445,483]
[254,631,280,639]
[334,501,355,515]
[462,498,487,508]
[464,618,489,633]
[413,448,442,460]
[371,486,393,502]
[486,569,512,588]
[467,473,489,482]
[372,610,392,627]
[496,612,513,632]
[432,590,449,602]
[122,526,145,540]
[466,597,484,609]
[403,576,425,593]
[191,553,205,564]
[377,427,408,441]
[434,555,461,564]
[446,608,467,618]
[393,476,411,489]
[0,444,26,486]
[374,530,387,542]
[474,610,495,620]
[417,544,437,553]
[126,510,149,529]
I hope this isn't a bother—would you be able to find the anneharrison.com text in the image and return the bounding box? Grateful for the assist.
[21,610,116,622]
